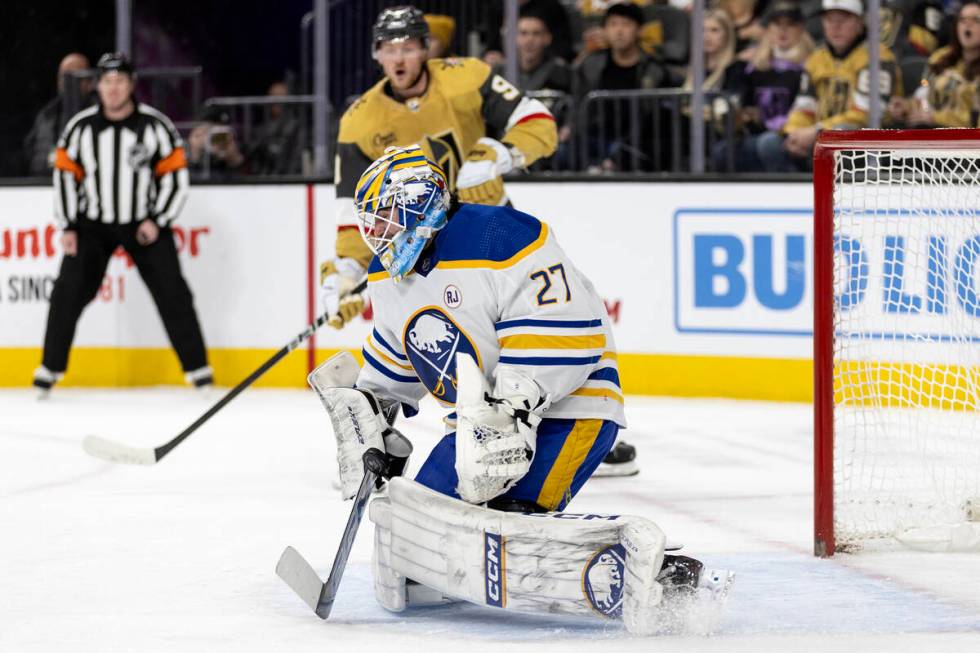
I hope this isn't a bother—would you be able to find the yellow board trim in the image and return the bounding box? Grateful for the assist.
[498,333,606,350]
[436,223,549,271]
[0,347,812,400]
[570,387,625,404]
[536,418,603,511]
[0,347,363,388]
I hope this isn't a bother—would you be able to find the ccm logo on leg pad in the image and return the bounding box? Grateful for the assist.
[484,531,506,608]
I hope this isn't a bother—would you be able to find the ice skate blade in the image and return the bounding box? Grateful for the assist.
[592,459,639,477]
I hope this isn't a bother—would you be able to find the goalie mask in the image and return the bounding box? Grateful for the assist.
[354,145,450,282]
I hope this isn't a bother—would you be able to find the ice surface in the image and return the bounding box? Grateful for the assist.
[2,389,979,652]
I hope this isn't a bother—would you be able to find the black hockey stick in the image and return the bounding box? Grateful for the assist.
[81,278,368,465]
[276,448,387,618]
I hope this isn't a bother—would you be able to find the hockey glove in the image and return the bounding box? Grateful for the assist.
[454,353,547,504]
[320,257,366,329]
[456,138,520,206]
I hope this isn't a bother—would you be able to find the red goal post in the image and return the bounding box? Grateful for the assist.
[813,128,980,557]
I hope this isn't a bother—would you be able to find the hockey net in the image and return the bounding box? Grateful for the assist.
[814,130,980,556]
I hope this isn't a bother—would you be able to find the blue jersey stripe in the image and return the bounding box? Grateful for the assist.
[498,355,601,366]
[587,367,621,386]
[494,318,603,331]
[363,349,419,383]
[372,328,408,360]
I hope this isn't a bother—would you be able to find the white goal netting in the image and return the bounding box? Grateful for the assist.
[832,148,980,551]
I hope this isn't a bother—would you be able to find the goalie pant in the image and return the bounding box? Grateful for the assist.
[370,477,668,636]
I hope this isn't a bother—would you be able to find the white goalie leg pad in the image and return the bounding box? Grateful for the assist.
[454,354,539,504]
[369,496,457,611]
[368,497,407,611]
[373,477,668,630]
[622,520,667,635]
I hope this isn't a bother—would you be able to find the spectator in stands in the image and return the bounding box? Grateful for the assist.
[572,2,668,171]
[506,10,573,94]
[425,14,456,58]
[713,1,814,171]
[888,0,980,127]
[23,53,94,175]
[501,9,574,169]
[187,105,246,178]
[880,0,945,59]
[247,81,303,175]
[485,0,575,64]
[779,0,901,170]
[683,8,744,170]
[684,7,744,94]
[577,0,682,64]
[715,0,767,58]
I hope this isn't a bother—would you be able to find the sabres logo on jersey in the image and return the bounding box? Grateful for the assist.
[582,544,626,618]
[402,307,479,404]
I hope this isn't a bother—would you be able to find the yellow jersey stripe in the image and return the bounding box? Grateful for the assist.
[368,270,388,282]
[367,339,415,371]
[570,387,625,404]
[498,334,606,350]
[536,419,604,511]
[436,224,549,271]
[600,351,618,361]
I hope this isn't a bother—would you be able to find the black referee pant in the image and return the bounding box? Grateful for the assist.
[41,220,208,374]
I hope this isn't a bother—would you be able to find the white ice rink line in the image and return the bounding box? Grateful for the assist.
[1,388,979,652]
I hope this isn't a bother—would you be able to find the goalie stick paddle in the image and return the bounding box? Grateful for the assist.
[81,278,368,465]
[276,448,386,619]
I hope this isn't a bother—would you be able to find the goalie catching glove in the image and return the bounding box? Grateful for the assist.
[455,138,523,206]
[454,353,548,504]
[319,257,366,329]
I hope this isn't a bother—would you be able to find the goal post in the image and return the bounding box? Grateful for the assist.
[814,129,980,557]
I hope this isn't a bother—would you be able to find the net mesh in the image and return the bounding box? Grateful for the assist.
[832,148,980,549]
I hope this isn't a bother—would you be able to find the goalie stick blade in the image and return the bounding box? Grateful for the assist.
[82,435,158,465]
[276,546,331,618]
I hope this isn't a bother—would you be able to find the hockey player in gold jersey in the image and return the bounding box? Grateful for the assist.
[779,0,901,170]
[320,5,557,332]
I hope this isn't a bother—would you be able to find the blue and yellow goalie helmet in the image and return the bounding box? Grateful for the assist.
[354,145,450,282]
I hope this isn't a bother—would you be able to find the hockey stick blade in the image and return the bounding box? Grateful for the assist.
[82,434,157,465]
[277,449,386,619]
[276,546,328,615]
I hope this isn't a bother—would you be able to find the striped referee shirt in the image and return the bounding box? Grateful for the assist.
[53,103,189,229]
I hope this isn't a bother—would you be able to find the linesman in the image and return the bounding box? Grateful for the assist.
[33,53,212,394]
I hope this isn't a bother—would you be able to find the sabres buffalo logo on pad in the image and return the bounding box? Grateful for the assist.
[403,307,479,404]
[582,544,626,618]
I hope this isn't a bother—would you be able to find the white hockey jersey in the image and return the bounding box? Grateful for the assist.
[355,203,626,428]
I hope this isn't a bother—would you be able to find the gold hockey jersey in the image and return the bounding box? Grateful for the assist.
[335,57,556,208]
[916,46,977,128]
[333,57,557,266]
[785,40,902,132]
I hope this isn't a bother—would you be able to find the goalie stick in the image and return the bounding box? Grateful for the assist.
[276,448,387,618]
[81,278,368,465]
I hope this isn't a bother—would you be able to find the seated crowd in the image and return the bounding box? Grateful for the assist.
[22,0,977,177]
